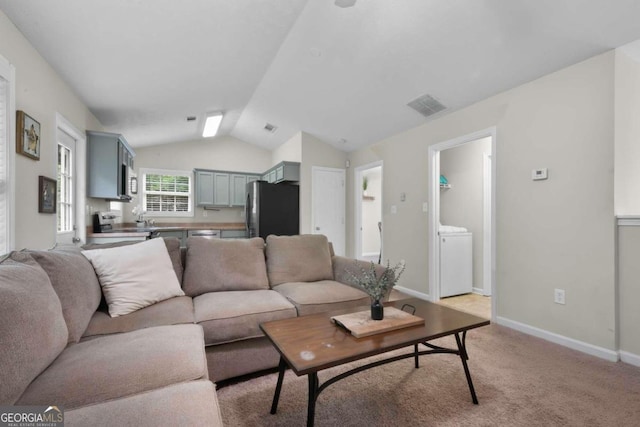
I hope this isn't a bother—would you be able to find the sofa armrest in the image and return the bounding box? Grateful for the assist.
[332,256,393,301]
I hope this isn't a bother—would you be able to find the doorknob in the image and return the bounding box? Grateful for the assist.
[72,237,81,243]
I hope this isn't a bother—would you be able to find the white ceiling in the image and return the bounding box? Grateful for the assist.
[2,0,640,151]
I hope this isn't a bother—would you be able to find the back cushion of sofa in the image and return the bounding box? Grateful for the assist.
[182,237,269,296]
[83,237,184,284]
[0,252,68,404]
[30,249,102,343]
[265,234,334,286]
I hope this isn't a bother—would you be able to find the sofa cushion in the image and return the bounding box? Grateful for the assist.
[265,234,334,286]
[83,237,184,284]
[0,252,68,404]
[82,238,185,317]
[272,280,370,316]
[82,296,194,338]
[65,380,223,427]
[183,237,269,296]
[193,290,296,345]
[29,249,102,343]
[17,324,208,409]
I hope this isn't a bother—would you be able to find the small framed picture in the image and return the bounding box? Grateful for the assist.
[17,110,41,160]
[38,176,56,214]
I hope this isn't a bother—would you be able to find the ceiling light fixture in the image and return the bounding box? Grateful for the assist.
[202,113,223,138]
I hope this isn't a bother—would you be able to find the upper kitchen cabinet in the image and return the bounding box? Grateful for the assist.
[87,131,135,201]
[195,169,260,208]
[261,161,300,184]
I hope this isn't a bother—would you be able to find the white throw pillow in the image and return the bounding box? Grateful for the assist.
[82,238,185,317]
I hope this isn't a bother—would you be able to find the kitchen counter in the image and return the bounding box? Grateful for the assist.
[86,222,245,238]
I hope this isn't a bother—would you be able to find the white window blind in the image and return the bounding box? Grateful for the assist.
[141,169,193,217]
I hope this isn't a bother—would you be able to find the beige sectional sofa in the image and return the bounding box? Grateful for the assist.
[0,234,384,426]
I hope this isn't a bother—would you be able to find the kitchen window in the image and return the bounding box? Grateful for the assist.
[140,168,193,217]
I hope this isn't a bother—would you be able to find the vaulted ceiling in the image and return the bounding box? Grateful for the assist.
[2,0,640,151]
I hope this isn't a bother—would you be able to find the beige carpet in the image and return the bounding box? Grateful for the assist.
[217,324,640,426]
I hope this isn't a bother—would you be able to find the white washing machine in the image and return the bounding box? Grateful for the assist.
[439,231,473,297]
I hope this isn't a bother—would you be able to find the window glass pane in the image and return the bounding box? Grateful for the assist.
[141,171,192,216]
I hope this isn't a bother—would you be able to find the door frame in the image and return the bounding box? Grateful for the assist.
[55,113,86,244]
[353,160,383,261]
[427,127,497,321]
[311,166,346,255]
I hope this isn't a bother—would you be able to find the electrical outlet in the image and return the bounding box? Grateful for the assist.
[554,288,565,305]
[202,210,207,217]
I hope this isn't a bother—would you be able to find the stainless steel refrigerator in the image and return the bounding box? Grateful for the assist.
[245,181,299,239]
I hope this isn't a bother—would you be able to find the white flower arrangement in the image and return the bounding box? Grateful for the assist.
[132,206,146,222]
[346,260,405,302]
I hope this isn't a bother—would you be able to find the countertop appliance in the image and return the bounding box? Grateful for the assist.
[246,181,299,239]
[92,211,117,233]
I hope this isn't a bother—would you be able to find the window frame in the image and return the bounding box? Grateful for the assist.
[139,168,194,218]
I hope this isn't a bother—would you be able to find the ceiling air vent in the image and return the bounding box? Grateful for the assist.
[264,123,278,133]
[407,94,446,118]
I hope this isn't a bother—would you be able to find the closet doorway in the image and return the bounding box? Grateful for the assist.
[354,161,383,263]
[428,128,496,321]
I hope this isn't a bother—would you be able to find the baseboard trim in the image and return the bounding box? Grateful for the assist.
[496,316,619,362]
[394,285,430,301]
[472,287,484,295]
[620,351,640,367]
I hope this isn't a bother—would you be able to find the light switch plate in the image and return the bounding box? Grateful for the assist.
[422,202,428,213]
[391,205,397,214]
[532,168,548,181]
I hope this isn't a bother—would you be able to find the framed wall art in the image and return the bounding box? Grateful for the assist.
[17,110,41,160]
[38,176,56,214]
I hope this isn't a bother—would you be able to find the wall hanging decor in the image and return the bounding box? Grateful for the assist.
[38,175,56,214]
[17,110,41,160]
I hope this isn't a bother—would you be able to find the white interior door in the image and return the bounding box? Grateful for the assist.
[56,128,77,245]
[312,166,345,256]
[56,114,87,244]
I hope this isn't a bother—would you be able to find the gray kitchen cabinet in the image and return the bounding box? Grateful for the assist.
[87,131,135,201]
[195,169,258,207]
[153,230,186,246]
[231,174,247,207]
[246,175,260,184]
[220,229,247,239]
[213,173,230,206]
[262,161,300,184]
[195,170,214,206]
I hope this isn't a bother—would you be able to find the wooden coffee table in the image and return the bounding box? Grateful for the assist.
[260,298,490,427]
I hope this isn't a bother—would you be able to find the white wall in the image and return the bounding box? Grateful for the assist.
[125,135,272,223]
[272,131,302,164]
[300,132,347,234]
[614,50,640,215]
[348,51,617,350]
[0,10,103,249]
[440,137,491,292]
